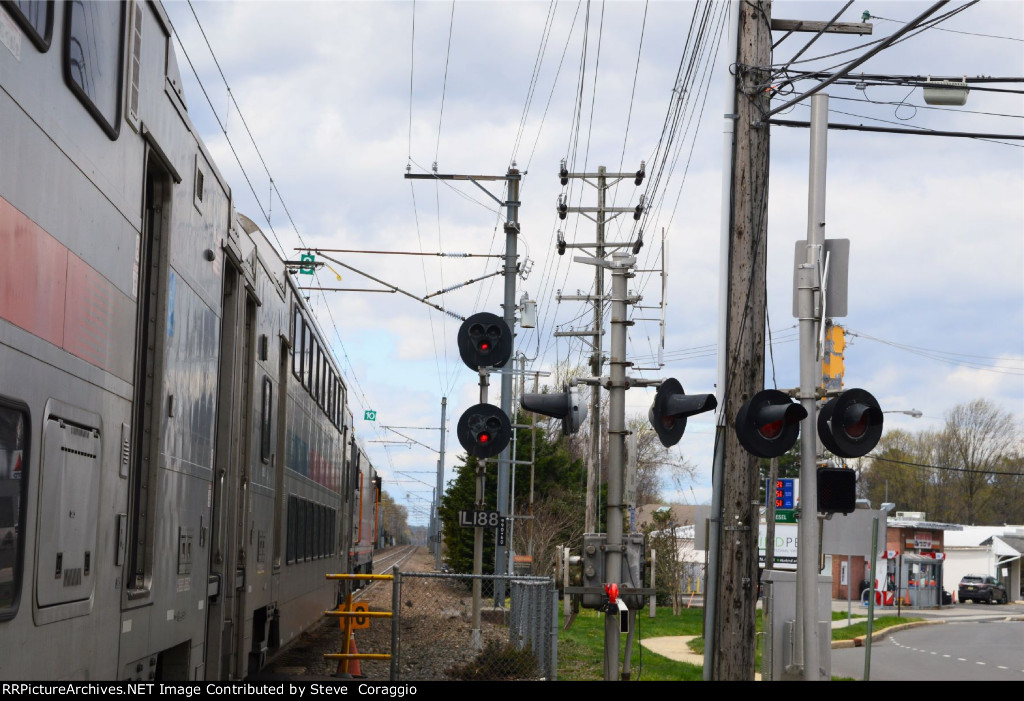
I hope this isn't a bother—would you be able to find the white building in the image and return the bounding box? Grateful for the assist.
[944,526,1024,602]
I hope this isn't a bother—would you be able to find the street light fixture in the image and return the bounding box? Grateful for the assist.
[884,409,922,418]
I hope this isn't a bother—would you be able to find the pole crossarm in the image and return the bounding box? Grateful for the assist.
[559,241,637,252]
[404,171,521,208]
[770,18,873,34]
[764,1,949,119]
[553,328,604,338]
[567,206,639,214]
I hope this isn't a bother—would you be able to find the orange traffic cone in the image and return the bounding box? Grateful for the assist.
[347,636,363,678]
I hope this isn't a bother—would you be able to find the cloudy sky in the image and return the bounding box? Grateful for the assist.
[163,0,1023,526]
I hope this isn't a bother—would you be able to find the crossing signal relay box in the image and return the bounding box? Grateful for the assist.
[578,533,647,610]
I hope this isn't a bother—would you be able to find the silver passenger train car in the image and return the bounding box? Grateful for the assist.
[0,0,379,680]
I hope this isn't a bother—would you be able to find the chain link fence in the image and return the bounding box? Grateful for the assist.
[390,570,558,681]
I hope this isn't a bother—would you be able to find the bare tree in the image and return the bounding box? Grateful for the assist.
[627,415,698,506]
[642,508,689,614]
[513,492,583,576]
[938,399,1021,524]
[860,399,1022,525]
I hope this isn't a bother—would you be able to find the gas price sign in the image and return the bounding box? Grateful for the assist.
[769,477,797,509]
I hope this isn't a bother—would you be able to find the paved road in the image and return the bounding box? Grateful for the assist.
[832,618,1024,681]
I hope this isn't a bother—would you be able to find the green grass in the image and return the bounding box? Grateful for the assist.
[832,610,866,621]
[557,605,706,681]
[831,615,923,641]
[556,604,921,680]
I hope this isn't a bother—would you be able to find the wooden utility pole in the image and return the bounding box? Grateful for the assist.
[711,0,772,681]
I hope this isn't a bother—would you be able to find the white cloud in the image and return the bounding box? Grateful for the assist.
[165,0,1024,522]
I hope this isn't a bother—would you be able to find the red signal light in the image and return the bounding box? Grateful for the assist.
[479,341,490,351]
[479,433,490,444]
[845,413,867,438]
[759,419,784,440]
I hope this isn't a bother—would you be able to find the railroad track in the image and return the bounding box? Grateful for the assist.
[353,545,418,600]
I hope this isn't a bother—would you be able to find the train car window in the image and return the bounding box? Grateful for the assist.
[0,402,28,619]
[260,377,272,464]
[63,0,124,140]
[325,373,333,423]
[323,505,331,557]
[302,323,312,390]
[286,495,297,564]
[318,345,326,407]
[292,307,303,380]
[296,498,307,561]
[312,342,321,404]
[304,500,314,561]
[317,504,325,558]
[329,378,336,426]
[2,0,53,52]
[328,508,336,555]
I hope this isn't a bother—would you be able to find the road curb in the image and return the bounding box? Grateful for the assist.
[832,619,945,649]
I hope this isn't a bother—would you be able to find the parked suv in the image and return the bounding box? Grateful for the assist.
[958,574,1008,604]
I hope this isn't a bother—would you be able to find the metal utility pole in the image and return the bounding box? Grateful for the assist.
[434,397,447,570]
[570,251,675,681]
[556,164,644,533]
[796,93,829,681]
[603,252,632,681]
[706,0,771,681]
[471,371,489,649]
[496,168,521,600]
[404,167,521,592]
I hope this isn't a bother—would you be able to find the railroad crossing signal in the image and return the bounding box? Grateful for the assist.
[647,378,717,447]
[456,403,511,458]
[735,389,808,458]
[520,384,587,435]
[817,388,883,459]
[457,312,512,370]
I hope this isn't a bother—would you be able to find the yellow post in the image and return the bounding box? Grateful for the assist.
[339,592,354,676]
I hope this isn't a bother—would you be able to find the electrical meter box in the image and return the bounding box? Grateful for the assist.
[580,533,646,609]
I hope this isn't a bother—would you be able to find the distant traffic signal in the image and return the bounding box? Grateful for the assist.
[648,378,717,447]
[734,389,808,458]
[457,404,512,458]
[817,466,857,514]
[521,384,587,435]
[817,388,883,459]
[457,312,512,370]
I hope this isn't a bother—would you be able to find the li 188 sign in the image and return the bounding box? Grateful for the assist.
[459,510,501,528]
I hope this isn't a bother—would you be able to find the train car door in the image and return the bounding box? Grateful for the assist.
[206,252,257,680]
[124,160,171,603]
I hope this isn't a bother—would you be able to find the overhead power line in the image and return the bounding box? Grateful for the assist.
[868,455,1024,478]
